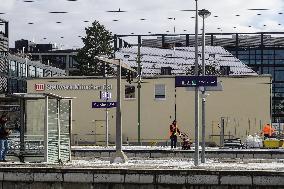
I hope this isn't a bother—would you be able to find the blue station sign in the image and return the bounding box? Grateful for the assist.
[92,102,117,108]
[175,76,218,87]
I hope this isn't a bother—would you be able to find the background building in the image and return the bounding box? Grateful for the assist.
[0,19,66,95]
[10,39,78,75]
[0,18,9,94]
[6,54,66,93]
[25,46,271,145]
[141,32,284,122]
[27,75,271,146]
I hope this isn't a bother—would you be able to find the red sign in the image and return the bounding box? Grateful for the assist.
[35,84,45,91]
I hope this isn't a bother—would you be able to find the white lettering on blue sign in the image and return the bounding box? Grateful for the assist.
[44,84,112,91]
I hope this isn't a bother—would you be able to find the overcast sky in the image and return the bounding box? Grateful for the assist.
[0,0,284,49]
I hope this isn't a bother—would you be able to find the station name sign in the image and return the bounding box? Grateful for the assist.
[92,102,117,108]
[35,83,112,91]
[175,76,217,87]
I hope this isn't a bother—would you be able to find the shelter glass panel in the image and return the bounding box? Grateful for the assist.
[47,99,59,163]
[59,100,71,162]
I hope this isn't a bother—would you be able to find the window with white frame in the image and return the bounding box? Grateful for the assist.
[125,85,136,99]
[155,84,166,99]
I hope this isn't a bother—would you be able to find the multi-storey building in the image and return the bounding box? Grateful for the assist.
[0,18,9,94]
[11,39,78,75]
[0,19,66,95]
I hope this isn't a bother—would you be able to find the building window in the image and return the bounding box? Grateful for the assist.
[155,84,166,99]
[37,68,44,77]
[161,67,172,75]
[125,85,135,99]
[9,60,17,77]
[29,66,36,77]
[22,64,27,77]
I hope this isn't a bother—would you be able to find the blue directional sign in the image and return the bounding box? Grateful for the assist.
[92,102,117,108]
[175,76,217,87]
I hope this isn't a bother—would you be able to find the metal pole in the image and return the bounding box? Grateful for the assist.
[57,99,61,162]
[201,16,206,163]
[194,0,200,166]
[19,98,25,162]
[137,36,141,145]
[201,94,206,163]
[116,61,122,152]
[111,58,128,163]
[201,17,205,76]
[220,117,225,147]
[105,66,109,147]
[44,96,49,162]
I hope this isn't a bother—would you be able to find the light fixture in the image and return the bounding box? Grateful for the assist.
[106,8,126,13]
[248,8,269,10]
[49,11,68,14]
[198,9,211,19]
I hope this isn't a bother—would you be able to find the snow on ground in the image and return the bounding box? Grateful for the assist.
[64,158,284,171]
[1,157,284,172]
[1,146,283,171]
[72,145,176,151]
[71,145,284,151]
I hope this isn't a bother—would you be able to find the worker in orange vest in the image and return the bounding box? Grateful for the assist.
[262,123,275,139]
[169,120,181,148]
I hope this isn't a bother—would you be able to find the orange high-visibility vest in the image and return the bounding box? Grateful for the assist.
[262,124,275,136]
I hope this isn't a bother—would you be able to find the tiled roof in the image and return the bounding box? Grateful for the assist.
[115,46,257,76]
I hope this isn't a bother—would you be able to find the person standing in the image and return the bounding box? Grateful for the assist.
[262,123,275,140]
[169,120,180,148]
[0,115,10,162]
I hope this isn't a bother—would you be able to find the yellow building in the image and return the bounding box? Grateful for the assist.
[27,75,271,146]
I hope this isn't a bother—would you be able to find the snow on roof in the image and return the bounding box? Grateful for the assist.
[115,46,257,76]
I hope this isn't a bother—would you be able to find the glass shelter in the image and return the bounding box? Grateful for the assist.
[7,93,73,163]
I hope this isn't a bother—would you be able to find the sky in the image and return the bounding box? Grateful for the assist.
[0,0,284,49]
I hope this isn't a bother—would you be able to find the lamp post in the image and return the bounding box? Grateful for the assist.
[198,8,211,164]
[167,17,177,120]
[137,35,142,145]
[194,0,200,166]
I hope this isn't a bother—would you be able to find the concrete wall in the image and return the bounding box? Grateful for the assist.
[0,168,283,188]
[27,75,271,145]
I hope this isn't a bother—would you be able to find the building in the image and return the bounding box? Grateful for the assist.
[0,18,9,94]
[27,75,271,146]
[26,47,271,145]
[0,19,66,95]
[141,32,284,122]
[6,54,66,93]
[10,39,78,75]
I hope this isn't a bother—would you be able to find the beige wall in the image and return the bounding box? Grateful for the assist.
[27,75,271,145]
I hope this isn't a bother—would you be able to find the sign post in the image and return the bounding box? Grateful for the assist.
[175,75,220,166]
[95,55,136,163]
